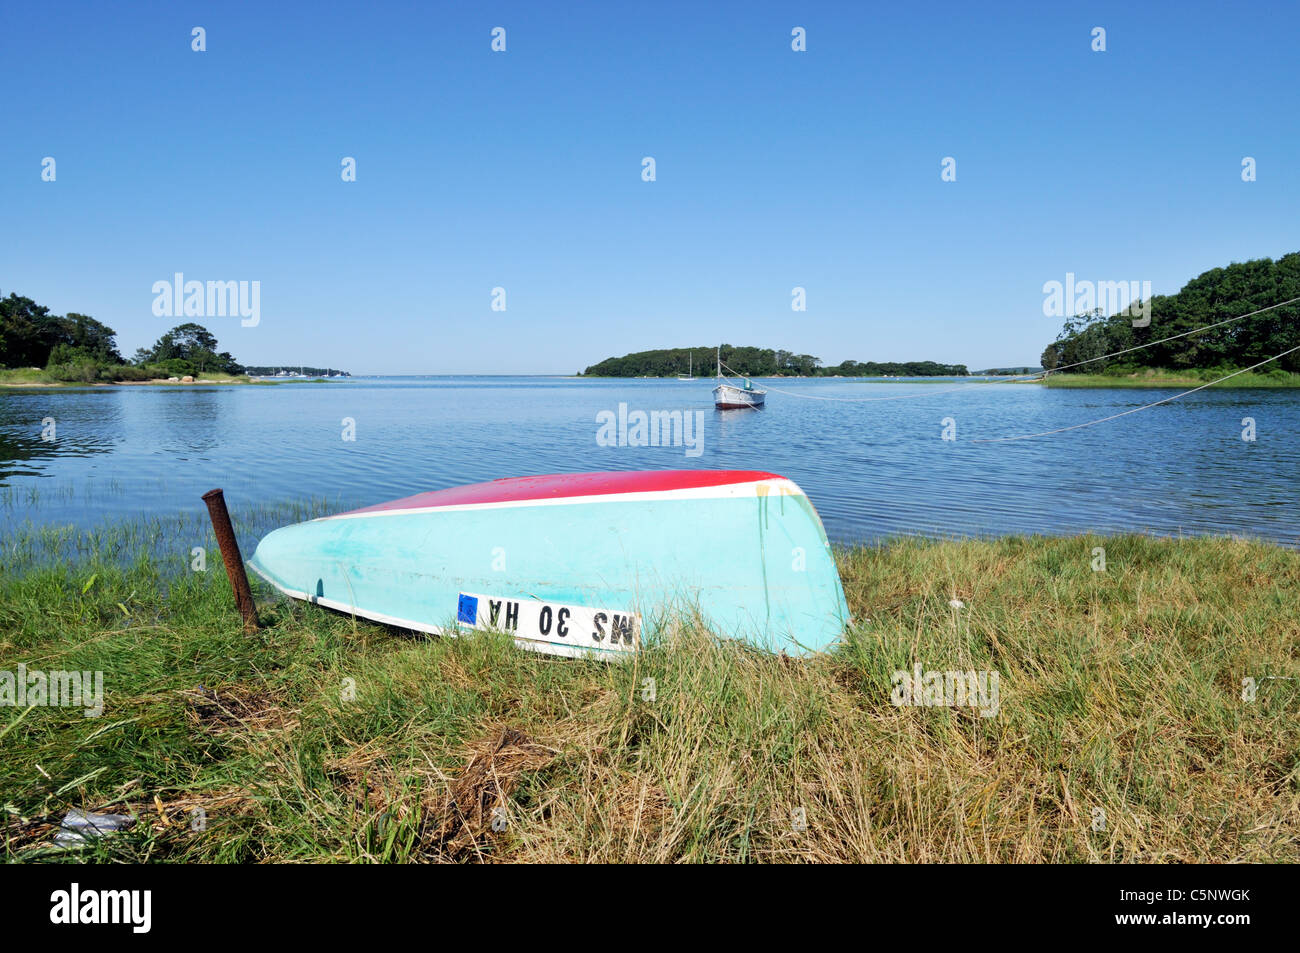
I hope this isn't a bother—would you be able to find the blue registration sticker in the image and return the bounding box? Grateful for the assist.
[457,593,479,624]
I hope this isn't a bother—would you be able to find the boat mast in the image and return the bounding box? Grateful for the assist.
[716,345,721,380]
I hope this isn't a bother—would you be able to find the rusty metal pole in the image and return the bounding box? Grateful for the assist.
[201,488,259,633]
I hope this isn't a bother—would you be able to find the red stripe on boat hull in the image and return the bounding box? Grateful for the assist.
[337,470,786,515]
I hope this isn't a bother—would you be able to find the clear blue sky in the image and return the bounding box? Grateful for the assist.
[4,1,1297,374]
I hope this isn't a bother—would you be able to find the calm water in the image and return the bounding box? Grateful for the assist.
[2,377,1298,549]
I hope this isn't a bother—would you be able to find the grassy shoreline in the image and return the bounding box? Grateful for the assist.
[1043,368,1300,388]
[0,370,348,388]
[2,527,1297,863]
[0,368,271,388]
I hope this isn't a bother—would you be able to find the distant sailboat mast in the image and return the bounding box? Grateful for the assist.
[678,350,695,381]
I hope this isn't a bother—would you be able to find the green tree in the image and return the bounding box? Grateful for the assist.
[147,323,241,374]
[0,292,57,367]
[1042,253,1300,374]
[1,292,123,368]
[60,313,123,363]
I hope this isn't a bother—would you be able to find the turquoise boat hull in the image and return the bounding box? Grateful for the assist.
[247,470,849,658]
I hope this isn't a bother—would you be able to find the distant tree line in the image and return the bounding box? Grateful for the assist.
[1041,253,1300,374]
[1,289,244,382]
[582,346,968,377]
[830,359,970,377]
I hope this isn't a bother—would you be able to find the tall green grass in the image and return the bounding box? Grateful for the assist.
[0,500,341,572]
[1,524,1296,862]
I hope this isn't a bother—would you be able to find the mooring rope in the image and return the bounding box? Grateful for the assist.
[715,294,1300,403]
[970,343,1300,443]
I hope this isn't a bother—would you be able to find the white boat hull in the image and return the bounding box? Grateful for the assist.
[713,383,766,409]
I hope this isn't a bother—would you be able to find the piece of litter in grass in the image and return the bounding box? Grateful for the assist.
[53,808,136,847]
[949,599,965,609]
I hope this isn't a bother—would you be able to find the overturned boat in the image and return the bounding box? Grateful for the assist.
[247,470,848,659]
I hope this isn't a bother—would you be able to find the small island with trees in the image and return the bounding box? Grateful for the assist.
[582,346,969,378]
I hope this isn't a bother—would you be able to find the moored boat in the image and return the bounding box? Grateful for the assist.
[677,352,695,380]
[713,381,766,409]
[712,345,766,408]
[247,470,848,658]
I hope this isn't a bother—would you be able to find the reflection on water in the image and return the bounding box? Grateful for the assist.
[0,388,115,480]
[1,376,1297,548]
